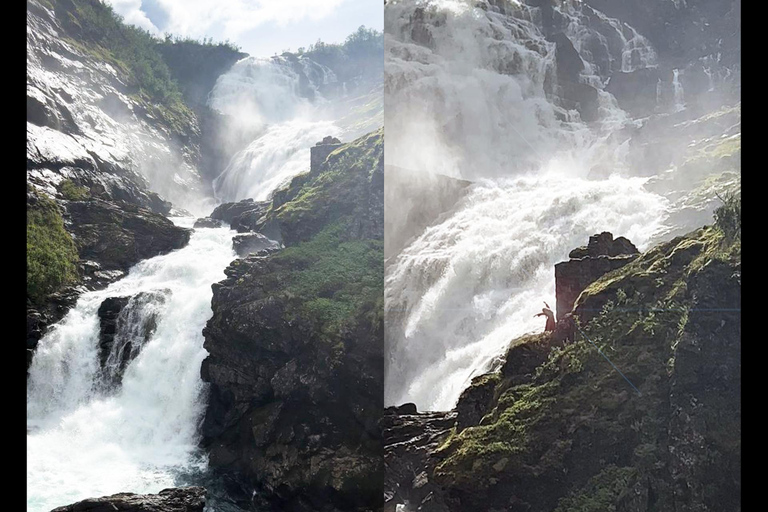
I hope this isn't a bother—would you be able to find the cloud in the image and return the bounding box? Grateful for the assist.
[107,0,162,34]
[105,0,351,39]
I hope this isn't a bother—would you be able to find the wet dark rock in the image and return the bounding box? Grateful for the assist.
[50,486,206,512]
[232,233,281,257]
[606,67,662,117]
[193,217,225,229]
[209,198,272,231]
[310,136,343,173]
[552,32,584,83]
[96,290,170,385]
[386,403,418,415]
[230,203,272,233]
[381,410,456,512]
[410,7,436,47]
[97,296,131,366]
[559,81,599,122]
[66,199,191,271]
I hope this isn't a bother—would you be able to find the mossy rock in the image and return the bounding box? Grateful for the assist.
[27,188,79,304]
[430,225,740,511]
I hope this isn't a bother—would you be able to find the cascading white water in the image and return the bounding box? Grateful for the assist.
[385,173,667,411]
[384,0,669,411]
[27,219,236,512]
[673,69,686,111]
[213,120,341,202]
[208,56,342,202]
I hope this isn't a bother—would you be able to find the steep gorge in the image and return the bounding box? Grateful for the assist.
[27,1,385,510]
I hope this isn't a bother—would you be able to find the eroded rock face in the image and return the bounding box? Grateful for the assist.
[50,486,206,512]
[310,136,343,173]
[193,217,225,229]
[555,232,639,320]
[381,408,456,512]
[209,198,272,233]
[97,290,171,386]
[66,199,191,271]
[200,130,384,511]
[27,0,207,213]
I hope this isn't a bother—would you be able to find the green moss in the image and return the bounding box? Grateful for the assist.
[59,179,90,201]
[272,221,383,337]
[27,190,80,304]
[554,466,637,512]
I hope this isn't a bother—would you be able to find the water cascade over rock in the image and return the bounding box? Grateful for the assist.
[27,220,237,512]
[383,0,739,412]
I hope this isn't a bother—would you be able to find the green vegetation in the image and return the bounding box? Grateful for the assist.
[293,26,383,82]
[156,35,245,106]
[27,188,80,304]
[59,179,90,201]
[273,127,383,245]
[50,0,196,136]
[54,0,180,102]
[554,466,637,512]
[272,221,383,337]
[714,190,741,242]
[266,129,383,340]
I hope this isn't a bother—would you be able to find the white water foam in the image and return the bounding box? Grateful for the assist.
[27,219,236,512]
[208,56,342,202]
[384,0,668,410]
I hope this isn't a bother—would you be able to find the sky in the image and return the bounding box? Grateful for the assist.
[105,0,383,57]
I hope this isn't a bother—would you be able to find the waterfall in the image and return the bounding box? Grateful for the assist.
[385,174,667,411]
[27,219,236,512]
[384,0,669,411]
[208,56,342,202]
[673,68,685,111]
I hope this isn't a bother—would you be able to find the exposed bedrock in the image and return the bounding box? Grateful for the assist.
[66,199,191,271]
[383,225,740,512]
[200,129,384,511]
[97,290,171,386]
[51,487,206,512]
[555,232,639,321]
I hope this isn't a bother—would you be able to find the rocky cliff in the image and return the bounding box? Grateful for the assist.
[26,0,240,370]
[383,205,740,512]
[200,129,384,511]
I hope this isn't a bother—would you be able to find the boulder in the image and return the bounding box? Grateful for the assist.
[209,198,271,231]
[193,217,225,229]
[232,233,281,257]
[50,486,206,512]
[96,290,170,386]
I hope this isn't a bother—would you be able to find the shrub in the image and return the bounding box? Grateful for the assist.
[27,191,80,304]
[714,190,741,241]
[59,179,90,201]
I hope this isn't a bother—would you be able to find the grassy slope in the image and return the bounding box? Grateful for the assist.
[231,127,384,348]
